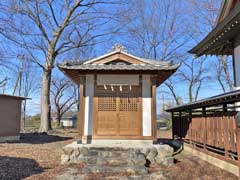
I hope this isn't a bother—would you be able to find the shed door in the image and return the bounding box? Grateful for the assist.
[94,86,142,138]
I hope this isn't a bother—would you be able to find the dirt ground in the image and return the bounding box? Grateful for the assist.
[0,129,238,180]
[0,129,77,180]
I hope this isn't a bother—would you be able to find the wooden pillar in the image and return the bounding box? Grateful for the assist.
[236,127,240,179]
[151,84,157,141]
[172,112,175,139]
[179,111,182,139]
[78,75,85,140]
[233,45,240,89]
[189,110,193,146]
[202,107,207,150]
[233,110,240,178]
[235,112,240,179]
[234,45,240,113]
[223,103,230,158]
[233,45,240,178]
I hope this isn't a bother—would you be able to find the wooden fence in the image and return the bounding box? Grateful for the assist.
[168,90,240,168]
[172,110,239,165]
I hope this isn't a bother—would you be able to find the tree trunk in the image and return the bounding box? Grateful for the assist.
[56,111,61,127]
[189,84,193,103]
[39,69,52,132]
[219,57,234,91]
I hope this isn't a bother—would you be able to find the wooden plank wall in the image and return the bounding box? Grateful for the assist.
[172,111,239,165]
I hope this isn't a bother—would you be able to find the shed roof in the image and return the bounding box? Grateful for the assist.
[0,94,30,100]
[166,90,240,112]
[189,1,240,56]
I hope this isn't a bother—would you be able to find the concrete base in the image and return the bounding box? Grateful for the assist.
[0,135,20,143]
[183,144,239,177]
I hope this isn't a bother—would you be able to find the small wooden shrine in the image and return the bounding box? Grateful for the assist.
[58,44,179,143]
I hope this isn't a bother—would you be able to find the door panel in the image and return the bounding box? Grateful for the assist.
[94,85,142,138]
[118,93,141,136]
[96,94,118,135]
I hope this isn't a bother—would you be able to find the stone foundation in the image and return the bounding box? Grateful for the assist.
[61,142,174,176]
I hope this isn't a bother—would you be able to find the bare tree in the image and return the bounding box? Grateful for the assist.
[0,77,8,89]
[0,0,124,132]
[124,0,231,104]
[123,0,191,61]
[51,78,78,127]
[12,55,39,130]
[121,0,200,104]
[214,56,234,92]
[164,79,181,105]
[189,0,233,93]
[179,57,209,102]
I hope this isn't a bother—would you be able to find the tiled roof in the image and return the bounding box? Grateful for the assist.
[189,2,240,56]
[58,44,179,72]
[167,89,240,112]
[58,63,179,71]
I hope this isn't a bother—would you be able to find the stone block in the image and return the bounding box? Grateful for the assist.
[162,157,174,167]
[72,148,80,157]
[155,156,174,167]
[62,147,74,156]
[146,148,157,163]
[139,148,150,156]
[79,147,89,155]
[61,155,70,164]
[155,145,173,157]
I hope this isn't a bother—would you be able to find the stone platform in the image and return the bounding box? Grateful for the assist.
[61,141,174,177]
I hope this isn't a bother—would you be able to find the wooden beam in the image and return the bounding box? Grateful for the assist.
[189,110,193,146]
[78,75,85,140]
[152,84,157,141]
[236,128,240,179]
[172,112,175,139]
[202,107,207,151]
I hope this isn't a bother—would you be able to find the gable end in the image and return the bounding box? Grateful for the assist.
[91,52,146,65]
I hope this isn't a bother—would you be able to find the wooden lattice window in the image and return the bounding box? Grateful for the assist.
[98,95,117,111]
[119,95,138,112]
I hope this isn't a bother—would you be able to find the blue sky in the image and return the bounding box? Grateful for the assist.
[0,0,231,115]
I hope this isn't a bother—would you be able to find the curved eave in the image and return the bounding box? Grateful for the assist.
[58,64,180,86]
[189,2,240,57]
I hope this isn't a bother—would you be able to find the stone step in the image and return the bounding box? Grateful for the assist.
[93,150,143,158]
[80,165,149,176]
[62,144,175,167]
[67,153,147,166]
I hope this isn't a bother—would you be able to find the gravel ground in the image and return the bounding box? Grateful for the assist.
[0,130,238,180]
[0,129,77,180]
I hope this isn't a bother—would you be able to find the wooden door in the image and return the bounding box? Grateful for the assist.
[118,88,141,136]
[94,86,142,138]
[95,93,118,136]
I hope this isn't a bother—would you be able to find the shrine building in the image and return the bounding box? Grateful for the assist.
[58,44,179,144]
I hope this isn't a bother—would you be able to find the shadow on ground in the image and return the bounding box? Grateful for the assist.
[17,133,73,144]
[0,156,44,180]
